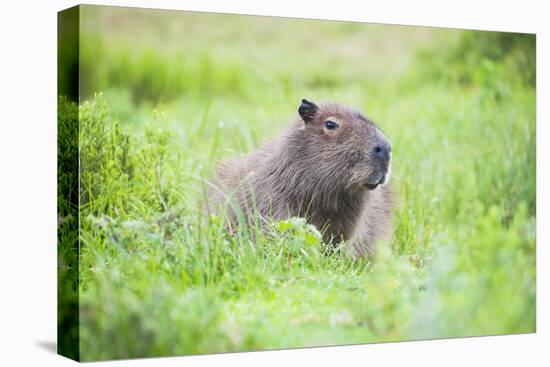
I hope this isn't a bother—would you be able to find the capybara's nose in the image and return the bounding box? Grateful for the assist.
[373,144,391,161]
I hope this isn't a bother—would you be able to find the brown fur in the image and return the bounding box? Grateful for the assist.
[207,99,394,258]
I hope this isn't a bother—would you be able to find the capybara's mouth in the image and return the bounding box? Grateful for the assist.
[364,173,387,190]
[364,183,379,190]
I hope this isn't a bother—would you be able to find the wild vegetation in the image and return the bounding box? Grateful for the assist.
[58,6,535,361]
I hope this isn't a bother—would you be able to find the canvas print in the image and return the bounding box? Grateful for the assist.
[57,5,536,362]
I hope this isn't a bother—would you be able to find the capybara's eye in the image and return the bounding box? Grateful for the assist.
[324,120,339,130]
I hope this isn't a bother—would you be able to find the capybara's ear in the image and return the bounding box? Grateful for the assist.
[298,99,318,123]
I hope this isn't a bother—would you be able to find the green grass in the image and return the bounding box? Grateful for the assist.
[58,6,535,361]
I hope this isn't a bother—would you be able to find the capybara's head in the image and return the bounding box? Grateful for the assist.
[297,99,392,193]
